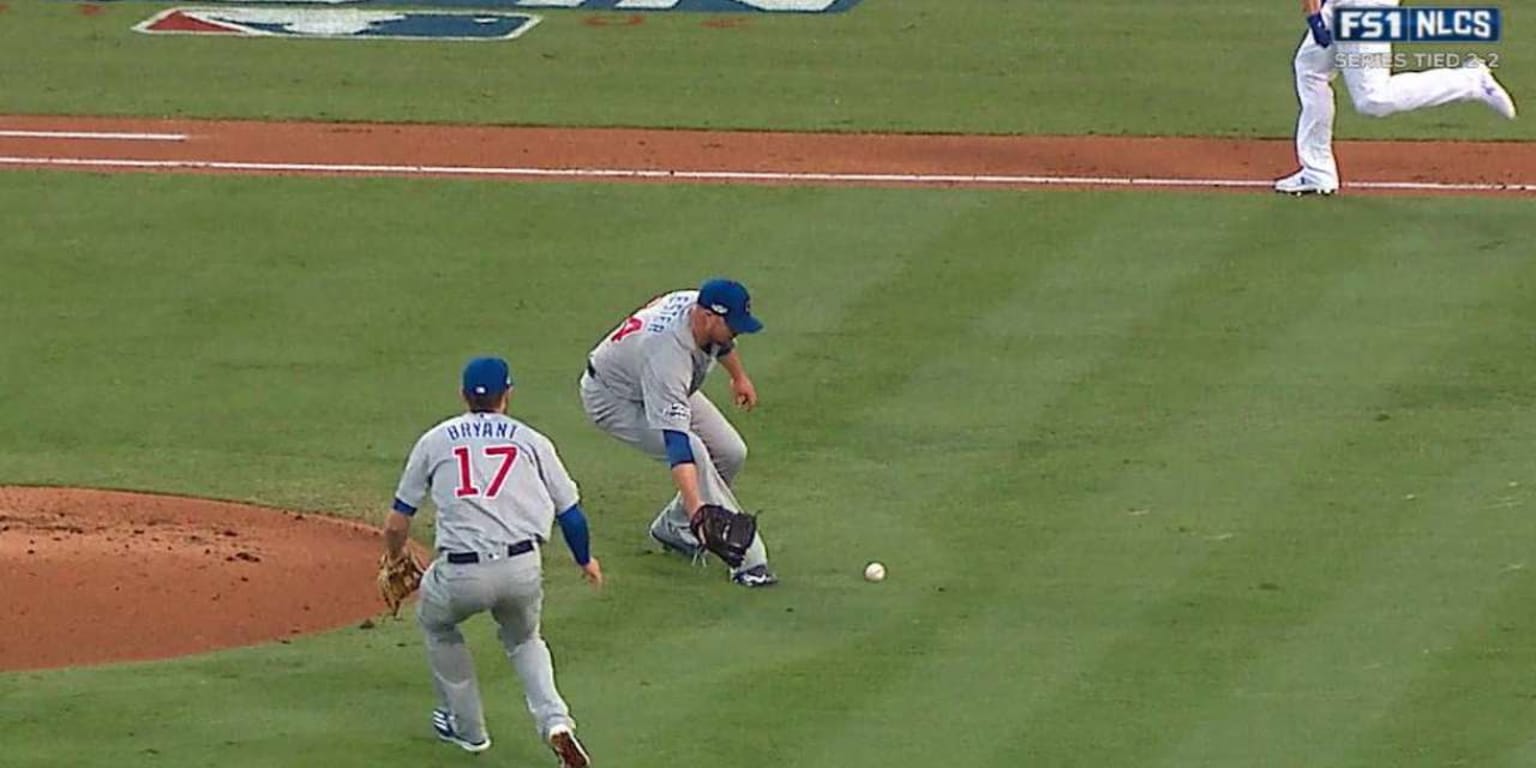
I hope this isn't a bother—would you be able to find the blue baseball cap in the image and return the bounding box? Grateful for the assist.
[697,278,763,335]
[462,357,513,396]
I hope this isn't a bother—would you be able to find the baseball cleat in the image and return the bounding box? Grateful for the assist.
[1273,170,1337,196]
[548,725,591,768]
[1465,56,1517,119]
[432,708,491,753]
[732,564,779,587]
[649,525,703,560]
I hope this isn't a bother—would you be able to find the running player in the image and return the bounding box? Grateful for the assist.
[384,356,599,766]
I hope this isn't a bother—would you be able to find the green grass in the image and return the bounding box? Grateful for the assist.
[1,0,1530,139]
[3,172,1536,767]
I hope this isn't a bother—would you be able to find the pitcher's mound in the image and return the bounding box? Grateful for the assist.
[0,486,397,671]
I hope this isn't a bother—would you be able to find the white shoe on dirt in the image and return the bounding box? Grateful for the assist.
[1274,170,1337,196]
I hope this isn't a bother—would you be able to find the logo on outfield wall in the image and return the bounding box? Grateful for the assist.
[195,0,863,12]
[133,7,542,39]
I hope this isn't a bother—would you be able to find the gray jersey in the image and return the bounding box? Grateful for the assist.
[586,289,731,433]
[394,412,579,555]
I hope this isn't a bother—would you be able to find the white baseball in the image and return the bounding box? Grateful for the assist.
[863,562,886,582]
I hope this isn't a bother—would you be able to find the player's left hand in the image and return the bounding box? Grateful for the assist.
[730,376,758,411]
[580,557,604,589]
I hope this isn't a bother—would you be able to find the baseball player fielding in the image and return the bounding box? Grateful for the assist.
[579,278,779,587]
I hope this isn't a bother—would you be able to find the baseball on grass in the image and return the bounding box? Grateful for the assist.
[863,562,886,582]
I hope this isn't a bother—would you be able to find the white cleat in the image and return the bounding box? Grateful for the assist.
[548,725,591,768]
[1274,170,1337,196]
[1466,56,1517,119]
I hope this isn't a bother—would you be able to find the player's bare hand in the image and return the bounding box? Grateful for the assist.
[580,558,604,588]
[730,376,758,411]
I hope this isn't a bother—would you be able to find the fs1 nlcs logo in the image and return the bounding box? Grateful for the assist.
[1334,7,1501,43]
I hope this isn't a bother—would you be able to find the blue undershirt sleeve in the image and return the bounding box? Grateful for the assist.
[662,429,695,467]
[555,504,591,566]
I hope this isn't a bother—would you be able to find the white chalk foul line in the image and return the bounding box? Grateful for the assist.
[0,155,1533,193]
[0,131,188,142]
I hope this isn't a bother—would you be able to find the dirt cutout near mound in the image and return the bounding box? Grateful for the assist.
[0,115,1532,195]
[0,486,400,671]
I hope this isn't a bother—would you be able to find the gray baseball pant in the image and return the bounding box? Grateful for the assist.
[578,373,769,573]
[415,551,575,744]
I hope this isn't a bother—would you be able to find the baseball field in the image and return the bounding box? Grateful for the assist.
[3,1,1536,766]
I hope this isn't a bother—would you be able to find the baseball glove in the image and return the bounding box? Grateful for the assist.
[690,504,757,569]
[377,550,425,617]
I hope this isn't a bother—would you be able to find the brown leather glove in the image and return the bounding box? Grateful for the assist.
[377,550,425,617]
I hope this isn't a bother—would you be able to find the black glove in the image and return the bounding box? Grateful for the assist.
[689,504,757,569]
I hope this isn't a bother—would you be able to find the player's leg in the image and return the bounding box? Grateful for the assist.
[415,561,493,749]
[656,433,772,579]
[579,375,769,578]
[626,420,772,580]
[650,430,745,548]
[579,375,670,470]
[1339,41,1505,118]
[1286,30,1343,192]
[687,392,771,578]
[578,374,622,437]
[687,392,747,484]
[580,379,689,543]
[581,378,719,551]
[579,380,700,550]
[487,558,579,744]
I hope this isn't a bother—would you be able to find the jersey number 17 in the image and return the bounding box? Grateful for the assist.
[452,444,519,499]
